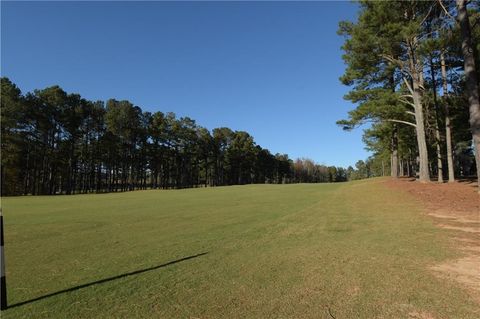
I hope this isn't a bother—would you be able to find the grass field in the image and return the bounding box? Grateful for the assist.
[1,179,478,318]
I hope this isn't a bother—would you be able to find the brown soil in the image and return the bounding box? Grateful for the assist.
[386,177,480,302]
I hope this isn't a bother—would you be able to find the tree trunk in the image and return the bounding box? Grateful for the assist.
[429,57,444,183]
[440,52,455,182]
[406,38,430,182]
[456,0,480,191]
[407,157,411,177]
[412,82,430,182]
[391,126,399,177]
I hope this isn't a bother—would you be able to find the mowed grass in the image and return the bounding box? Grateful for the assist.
[1,179,478,318]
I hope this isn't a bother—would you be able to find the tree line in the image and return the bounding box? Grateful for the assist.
[338,0,480,187]
[1,78,348,196]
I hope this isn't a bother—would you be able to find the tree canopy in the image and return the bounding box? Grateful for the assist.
[1,78,348,196]
[338,0,480,185]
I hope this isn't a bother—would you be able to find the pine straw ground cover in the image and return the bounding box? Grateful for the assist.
[2,178,479,318]
[386,178,480,305]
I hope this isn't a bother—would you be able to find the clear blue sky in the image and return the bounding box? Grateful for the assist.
[1,1,369,168]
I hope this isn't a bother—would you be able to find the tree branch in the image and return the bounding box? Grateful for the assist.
[420,3,434,26]
[399,98,417,109]
[437,0,455,20]
[385,119,417,127]
[402,77,415,95]
[400,68,413,79]
[380,54,406,70]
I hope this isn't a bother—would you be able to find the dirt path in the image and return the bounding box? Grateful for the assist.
[386,178,480,301]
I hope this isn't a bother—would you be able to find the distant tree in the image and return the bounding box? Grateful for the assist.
[1,77,350,196]
[1,78,24,195]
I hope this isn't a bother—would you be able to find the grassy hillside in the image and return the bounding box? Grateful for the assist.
[1,179,478,318]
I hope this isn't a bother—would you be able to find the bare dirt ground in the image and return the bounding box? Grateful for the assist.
[386,177,480,302]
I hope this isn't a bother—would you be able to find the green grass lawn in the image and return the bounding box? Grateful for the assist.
[1,178,478,318]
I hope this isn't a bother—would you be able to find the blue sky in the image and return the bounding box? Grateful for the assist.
[1,1,369,167]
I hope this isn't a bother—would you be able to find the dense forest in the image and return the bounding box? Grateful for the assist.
[1,78,350,196]
[338,0,480,186]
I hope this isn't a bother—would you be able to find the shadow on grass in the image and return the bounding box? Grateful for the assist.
[7,252,209,309]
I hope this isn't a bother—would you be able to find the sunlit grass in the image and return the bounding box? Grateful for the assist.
[1,179,478,318]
